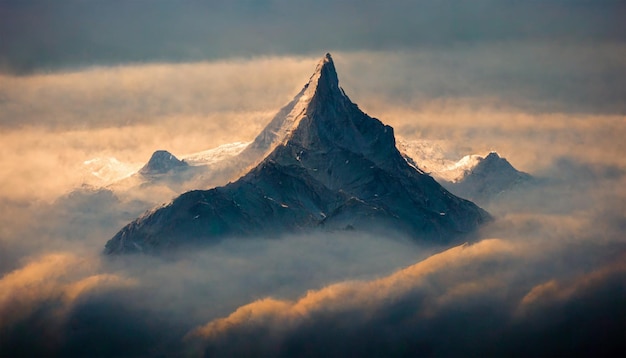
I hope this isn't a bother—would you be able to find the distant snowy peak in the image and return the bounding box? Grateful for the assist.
[445,152,532,204]
[470,152,519,175]
[396,138,459,178]
[397,138,519,182]
[457,151,532,185]
[397,139,532,204]
[442,154,485,182]
[448,151,528,182]
[80,142,249,201]
[139,150,189,176]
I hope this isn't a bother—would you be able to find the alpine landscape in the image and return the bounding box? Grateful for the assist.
[1,2,624,357]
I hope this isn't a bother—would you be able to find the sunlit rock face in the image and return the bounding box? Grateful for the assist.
[104,54,490,255]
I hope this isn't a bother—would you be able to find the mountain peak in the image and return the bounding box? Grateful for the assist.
[317,52,334,68]
[312,53,335,75]
[445,151,532,204]
[474,152,516,175]
[311,52,338,89]
[105,54,490,254]
[139,150,188,175]
[237,53,344,162]
[484,151,501,161]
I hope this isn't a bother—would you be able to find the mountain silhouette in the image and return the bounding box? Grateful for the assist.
[105,54,490,254]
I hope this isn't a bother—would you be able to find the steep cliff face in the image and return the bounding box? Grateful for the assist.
[105,54,490,255]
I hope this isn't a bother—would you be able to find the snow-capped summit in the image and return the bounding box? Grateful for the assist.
[238,53,347,165]
[398,139,532,204]
[139,150,189,176]
[473,152,517,175]
[105,54,490,255]
[444,151,532,204]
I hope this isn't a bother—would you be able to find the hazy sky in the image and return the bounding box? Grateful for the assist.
[2,0,625,73]
[1,1,625,356]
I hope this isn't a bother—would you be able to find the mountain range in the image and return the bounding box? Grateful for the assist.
[396,141,533,205]
[104,54,490,254]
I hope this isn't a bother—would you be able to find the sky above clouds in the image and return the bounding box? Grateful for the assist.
[1,0,625,74]
[1,1,625,356]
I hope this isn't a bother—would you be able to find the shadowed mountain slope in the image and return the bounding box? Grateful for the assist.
[105,54,490,254]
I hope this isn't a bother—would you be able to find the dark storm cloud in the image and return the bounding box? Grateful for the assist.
[1,0,624,74]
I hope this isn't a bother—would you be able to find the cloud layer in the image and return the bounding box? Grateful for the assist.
[189,239,625,357]
[1,50,625,356]
[2,48,625,202]
[2,1,625,73]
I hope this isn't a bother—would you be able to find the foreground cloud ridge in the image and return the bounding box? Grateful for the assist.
[187,237,625,357]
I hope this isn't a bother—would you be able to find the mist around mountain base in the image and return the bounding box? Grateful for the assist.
[0,53,624,356]
[2,162,624,356]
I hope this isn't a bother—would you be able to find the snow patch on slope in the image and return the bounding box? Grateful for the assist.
[182,142,250,166]
[238,54,337,167]
[441,154,484,182]
[265,54,330,152]
[81,157,143,186]
[396,137,461,180]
